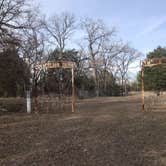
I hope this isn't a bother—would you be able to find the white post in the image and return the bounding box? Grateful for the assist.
[71,66,75,113]
[26,91,31,113]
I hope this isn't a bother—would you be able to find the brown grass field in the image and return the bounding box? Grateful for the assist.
[0,94,166,166]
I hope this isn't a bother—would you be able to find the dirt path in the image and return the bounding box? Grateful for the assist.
[0,96,166,165]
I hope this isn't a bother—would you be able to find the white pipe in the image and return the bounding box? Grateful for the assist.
[26,91,31,113]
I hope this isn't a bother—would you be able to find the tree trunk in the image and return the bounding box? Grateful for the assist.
[121,76,124,96]
[92,58,99,97]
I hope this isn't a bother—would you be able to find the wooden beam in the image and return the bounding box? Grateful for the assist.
[141,66,145,112]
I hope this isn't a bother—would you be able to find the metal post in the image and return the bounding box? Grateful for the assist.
[71,66,75,113]
[141,66,145,112]
[26,90,31,113]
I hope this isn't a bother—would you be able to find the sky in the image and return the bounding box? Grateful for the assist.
[34,0,166,79]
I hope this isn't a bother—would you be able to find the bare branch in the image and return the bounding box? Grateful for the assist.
[45,12,76,53]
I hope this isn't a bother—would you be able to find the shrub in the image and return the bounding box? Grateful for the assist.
[0,98,26,113]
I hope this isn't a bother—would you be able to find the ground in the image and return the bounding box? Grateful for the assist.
[0,94,166,166]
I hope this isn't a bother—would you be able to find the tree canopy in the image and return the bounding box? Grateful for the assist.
[0,46,30,97]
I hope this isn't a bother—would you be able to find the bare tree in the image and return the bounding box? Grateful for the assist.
[45,12,76,54]
[22,30,46,83]
[21,9,46,60]
[81,17,116,96]
[0,0,30,48]
[114,45,141,95]
[19,9,49,95]
[98,41,125,93]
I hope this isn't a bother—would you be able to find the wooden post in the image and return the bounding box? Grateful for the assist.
[141,66,145,112]
[71,66,75,113]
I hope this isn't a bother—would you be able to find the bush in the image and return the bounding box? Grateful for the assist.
[0,98,26,113]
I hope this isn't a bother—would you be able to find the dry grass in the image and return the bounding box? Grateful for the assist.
[0,94,166,165]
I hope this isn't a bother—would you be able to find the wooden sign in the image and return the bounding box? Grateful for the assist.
[42,61,74,69]
[143,58,166,67]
